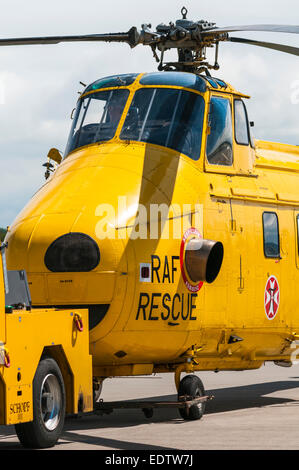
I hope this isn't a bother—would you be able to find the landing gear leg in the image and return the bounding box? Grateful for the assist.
[93,377,105,409]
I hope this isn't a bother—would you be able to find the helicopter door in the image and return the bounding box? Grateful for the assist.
[226,199,249,329]
[205,95,255,175]
[233,99,255,174]
[259,210,281,324]
[205,95,235,174]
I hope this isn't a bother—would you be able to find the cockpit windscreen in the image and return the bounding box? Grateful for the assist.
[65,89,129,155]
[120,88,205,160]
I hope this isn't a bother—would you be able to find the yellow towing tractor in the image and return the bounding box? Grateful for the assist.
[0,242,210,448]
[0,242,94,448]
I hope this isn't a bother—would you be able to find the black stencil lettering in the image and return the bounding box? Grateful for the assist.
[136,293,150,320]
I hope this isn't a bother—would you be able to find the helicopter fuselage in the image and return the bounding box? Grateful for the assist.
[5,71,299,379]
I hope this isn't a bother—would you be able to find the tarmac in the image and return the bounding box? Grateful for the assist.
[1,362,299,450]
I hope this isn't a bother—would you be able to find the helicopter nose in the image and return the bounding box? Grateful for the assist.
[5,143,174,330]
[5,209,127,322]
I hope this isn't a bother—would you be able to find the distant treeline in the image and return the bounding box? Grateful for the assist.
[0,228,7,241]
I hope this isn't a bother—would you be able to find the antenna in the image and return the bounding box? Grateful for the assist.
[181,6,188,20]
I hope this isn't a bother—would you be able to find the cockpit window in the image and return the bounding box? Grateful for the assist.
[84,74,138,94]
[234,99,249,145]
[140,72,206,92]
[65,89,129,155]
[120,88,205,160]
[206,96,233,166]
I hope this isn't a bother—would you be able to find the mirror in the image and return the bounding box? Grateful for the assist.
[47,148,62,164]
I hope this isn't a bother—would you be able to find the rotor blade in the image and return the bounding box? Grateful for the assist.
[202,24,299,35]
[229,37,299,56]
[0,27,140,48]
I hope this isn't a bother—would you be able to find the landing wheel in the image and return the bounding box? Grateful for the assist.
[178,374,205,420]
[142,407,154,419]
[15,357,66,448]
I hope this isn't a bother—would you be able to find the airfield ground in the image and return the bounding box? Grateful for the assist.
[1,362,299,450]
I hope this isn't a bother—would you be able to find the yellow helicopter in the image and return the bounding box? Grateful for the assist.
[3,6,299,430]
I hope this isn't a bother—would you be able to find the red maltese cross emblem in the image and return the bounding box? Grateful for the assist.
[264,276,280,320]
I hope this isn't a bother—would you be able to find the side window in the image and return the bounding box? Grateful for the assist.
[263,212,280,258]
[206,96,233,166]
[234,99,249,145]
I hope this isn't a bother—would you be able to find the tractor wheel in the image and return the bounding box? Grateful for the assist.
[15,357,66,448]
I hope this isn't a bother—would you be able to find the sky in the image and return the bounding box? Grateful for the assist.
[0,0,299,227]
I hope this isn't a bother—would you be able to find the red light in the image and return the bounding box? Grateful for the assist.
[141,266,150,279]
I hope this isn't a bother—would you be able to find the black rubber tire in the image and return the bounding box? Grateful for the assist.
[178,374,205,420]
[142,408,154,419]
[15,357,66,448]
